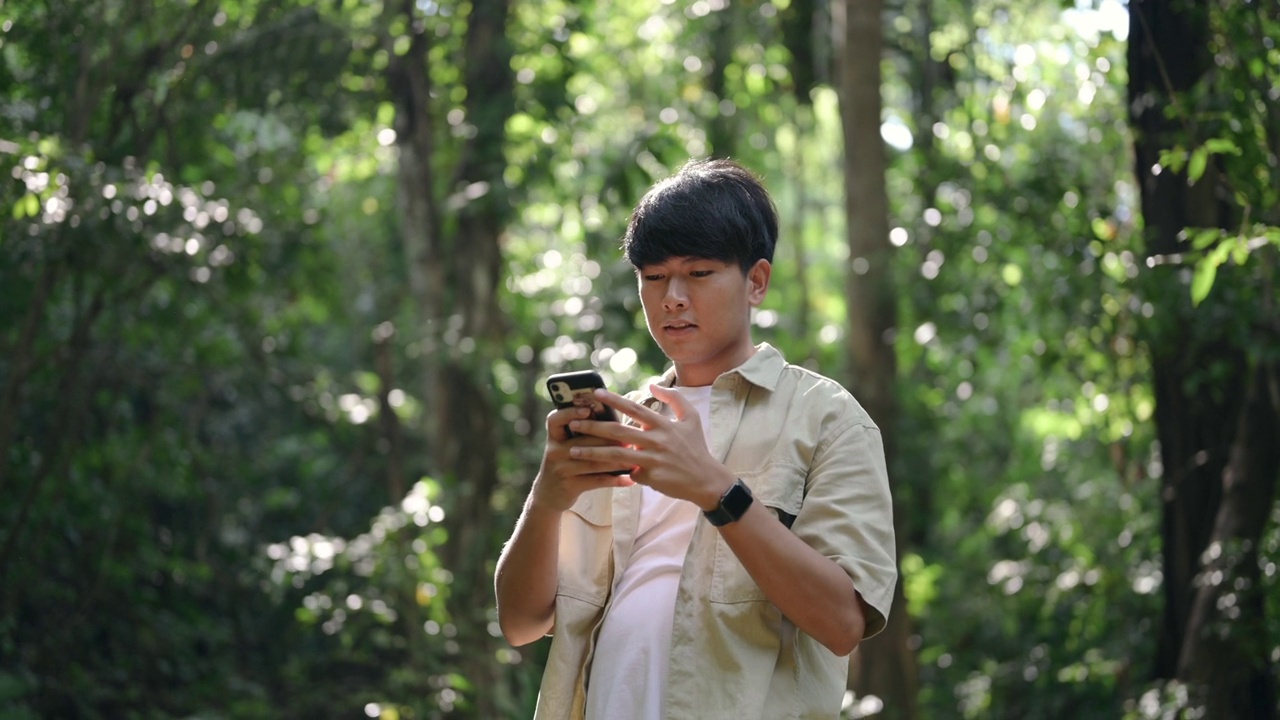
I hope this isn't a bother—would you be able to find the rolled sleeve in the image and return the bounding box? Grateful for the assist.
[793,421,897,638]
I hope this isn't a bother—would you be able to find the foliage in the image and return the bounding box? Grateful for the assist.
[1,0,1275,718]
[878,0,1172,715]
[1151,4,1280,307]
[1126,1,1280,714]
[0,0,400,717]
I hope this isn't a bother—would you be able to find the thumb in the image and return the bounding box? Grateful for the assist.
[649,383,692,421]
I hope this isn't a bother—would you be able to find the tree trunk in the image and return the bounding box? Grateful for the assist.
[833,0,919,716]
[0,262,59,500]
[388,0,446,458]
[1176,361,1280,716]
[778,0,819,104]
[1129,0,1279,715]
[706,4,736,158]
[389,0,514,714]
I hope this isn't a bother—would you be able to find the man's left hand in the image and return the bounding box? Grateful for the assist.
[567,384,735,510]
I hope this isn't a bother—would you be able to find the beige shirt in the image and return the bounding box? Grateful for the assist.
[534,343,898,720]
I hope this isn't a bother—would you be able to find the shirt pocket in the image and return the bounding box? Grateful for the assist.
[556,490,614,607]
[710,463,806,604]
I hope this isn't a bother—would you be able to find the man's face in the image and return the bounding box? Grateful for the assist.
[636,256,770,385]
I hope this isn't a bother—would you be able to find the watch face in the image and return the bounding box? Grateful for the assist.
[706,479,753,526]
[723,480,753,518]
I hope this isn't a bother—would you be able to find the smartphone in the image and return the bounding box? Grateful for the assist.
[546,370,619,433]
[546,370,629,476]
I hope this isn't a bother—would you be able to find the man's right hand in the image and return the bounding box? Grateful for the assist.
[495,405,632,646]
[530,405,634,513]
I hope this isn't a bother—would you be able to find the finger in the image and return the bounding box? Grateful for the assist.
[550,445,633,474]
[648,383,693,421]
[569,473,636,490]
[566,418,644,444]
[546,405,594,440]
[554,443,634,474]
[591,389,667,427]
[567,460,635,478]
[569,443,641,467]
[564,433,626,447]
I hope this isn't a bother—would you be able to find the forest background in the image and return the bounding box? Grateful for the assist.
[2,0,1278,718]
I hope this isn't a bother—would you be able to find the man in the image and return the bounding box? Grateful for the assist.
[494,158,897,719]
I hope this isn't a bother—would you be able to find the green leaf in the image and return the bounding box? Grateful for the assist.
[1187,146,1209,184]
[1190,242,1230,306]
[1190,260,1217,306]
[1158,146,1187,173]
[1189,228,1221,251]
[1202,137,1240,156]
[12,193,39,219]
[1231,235,1250,266]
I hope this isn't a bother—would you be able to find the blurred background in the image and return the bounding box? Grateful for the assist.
[1,0,1277,717]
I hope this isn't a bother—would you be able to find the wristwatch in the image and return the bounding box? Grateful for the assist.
[703,479,754,527]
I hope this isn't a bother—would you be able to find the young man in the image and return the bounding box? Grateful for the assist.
[495,159,897,719]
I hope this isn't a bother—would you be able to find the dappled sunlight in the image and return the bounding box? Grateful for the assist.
[12,151,262,292]
[265,481,448,588]
[5,0,1277,716]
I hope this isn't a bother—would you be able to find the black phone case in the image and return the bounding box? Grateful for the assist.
[545,370,618,425]
[546,370,628,476]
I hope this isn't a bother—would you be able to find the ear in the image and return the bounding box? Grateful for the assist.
[746,259,771,306]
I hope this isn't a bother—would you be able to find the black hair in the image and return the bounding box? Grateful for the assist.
[622,158,778,273]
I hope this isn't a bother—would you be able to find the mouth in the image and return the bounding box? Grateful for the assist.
[663,320,697,333]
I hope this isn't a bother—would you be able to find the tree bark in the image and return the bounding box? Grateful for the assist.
[834,0,919,716]
[440,0,512,600]
[1129,0,1279,715]
[389,0,514,713]
[387,0,446,456]
[0,262,59,499]
[778,0,819,104]
[1175,360,1280,716]
[706,5,736,158]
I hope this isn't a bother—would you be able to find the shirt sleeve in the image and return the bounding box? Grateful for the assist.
[792,420,898,638]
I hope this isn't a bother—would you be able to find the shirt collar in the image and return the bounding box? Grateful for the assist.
[650,342,785,394]
[726,342,786,391]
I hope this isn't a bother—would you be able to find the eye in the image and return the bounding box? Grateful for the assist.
[690,269,714,278]
[642,273,664,282]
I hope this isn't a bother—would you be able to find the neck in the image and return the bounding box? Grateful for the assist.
[673,340,758,387]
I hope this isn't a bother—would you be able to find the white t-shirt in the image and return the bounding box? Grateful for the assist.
[584,384,714,720]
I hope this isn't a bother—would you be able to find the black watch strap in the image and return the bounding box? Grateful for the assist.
[703,479,753,527]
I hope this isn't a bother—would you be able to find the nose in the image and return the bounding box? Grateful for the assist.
[662,277,688,311]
